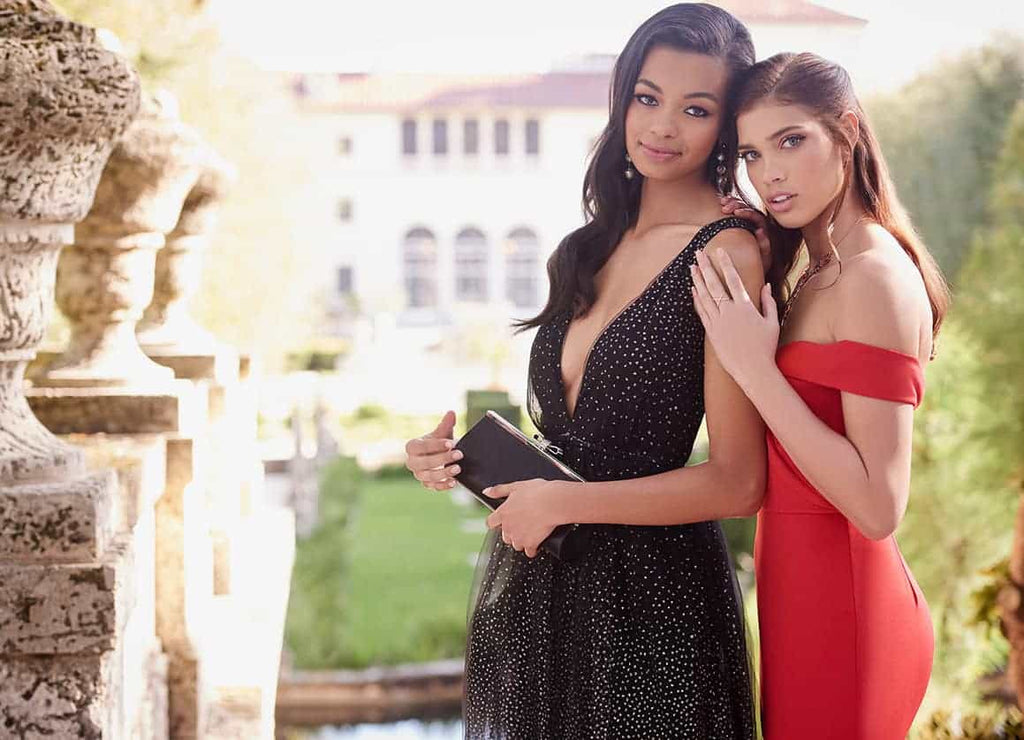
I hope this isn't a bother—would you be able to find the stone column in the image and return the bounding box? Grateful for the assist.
[137,147,237,361]
[489,228,504,309]
[436,230,455,319]
[129,138,244,584]
[127,138,297,733]
[201,356,295,739]
[0,3,166,737]
[34,92,205,388]
[26,90,214,738]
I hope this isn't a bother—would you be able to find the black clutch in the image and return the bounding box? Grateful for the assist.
[453,410,590,560]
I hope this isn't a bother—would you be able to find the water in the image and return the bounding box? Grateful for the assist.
[284,720,463,739]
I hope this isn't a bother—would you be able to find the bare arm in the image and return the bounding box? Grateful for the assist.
[548,229,768,526]
[699,254,924,540]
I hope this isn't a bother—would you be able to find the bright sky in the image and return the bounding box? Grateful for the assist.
[208,0,1024,93]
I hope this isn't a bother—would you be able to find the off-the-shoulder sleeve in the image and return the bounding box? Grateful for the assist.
[777,340,925,407]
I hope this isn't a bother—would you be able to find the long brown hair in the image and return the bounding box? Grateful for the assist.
[514,4,755,331]
[731,52,950,343]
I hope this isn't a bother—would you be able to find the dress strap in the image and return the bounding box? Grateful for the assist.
[777,340,925,407]
[696,216,758,243]
[676,216,758,270]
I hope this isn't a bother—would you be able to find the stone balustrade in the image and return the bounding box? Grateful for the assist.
[0,2,165,737]
[2,3,297,738]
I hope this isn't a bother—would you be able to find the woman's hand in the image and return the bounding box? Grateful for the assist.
[690,247,780,393]
[721,196,770,272]
[404,410,462,491]
[484,479,568,558]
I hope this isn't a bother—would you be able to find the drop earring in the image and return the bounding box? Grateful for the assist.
[715,142,728,195]
[625,151,636,180]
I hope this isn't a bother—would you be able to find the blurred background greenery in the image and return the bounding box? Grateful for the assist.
[54,0,328,370]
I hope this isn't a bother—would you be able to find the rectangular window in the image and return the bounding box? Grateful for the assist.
[494,119,510,156]
[401,119,417,155]
[463,118,479,155]
[337,266,353,294]
[433,118,448,155]
[338,199,353,222]
[525,119,540,155]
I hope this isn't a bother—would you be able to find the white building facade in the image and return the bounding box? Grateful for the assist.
[291,1,867,344]
[293,71,610,340]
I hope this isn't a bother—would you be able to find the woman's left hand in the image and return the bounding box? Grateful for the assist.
[690,248,780,393]
[484,479,568,558]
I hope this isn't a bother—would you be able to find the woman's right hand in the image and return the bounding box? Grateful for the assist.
[405,410,462,491]
[721,196,770,272]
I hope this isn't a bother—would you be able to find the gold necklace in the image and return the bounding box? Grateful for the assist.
[780,215,872,327]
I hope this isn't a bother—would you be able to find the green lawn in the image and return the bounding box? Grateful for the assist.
[338,468,487,666]
[284,459,487,669]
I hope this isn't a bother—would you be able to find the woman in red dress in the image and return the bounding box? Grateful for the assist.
[691,52,949,738]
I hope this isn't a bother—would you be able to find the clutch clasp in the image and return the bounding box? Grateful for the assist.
[532,433,563,457]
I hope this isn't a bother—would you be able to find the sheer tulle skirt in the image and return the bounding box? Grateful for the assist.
[463,521,757,740]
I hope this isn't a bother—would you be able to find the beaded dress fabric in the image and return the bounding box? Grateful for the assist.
[463,217,758,739]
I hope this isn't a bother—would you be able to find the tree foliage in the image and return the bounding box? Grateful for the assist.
[52,1,328,368]
[900,100,1024,714]
[869,36,1024,280]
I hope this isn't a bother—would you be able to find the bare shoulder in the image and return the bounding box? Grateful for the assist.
[705,225,761,278]
[832,228,930,356]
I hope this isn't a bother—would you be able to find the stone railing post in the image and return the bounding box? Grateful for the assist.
[130,138,297,739]
[35,92,205,388]
[26,90,216,738]
[0,2,167,737]
[138,146,237,357]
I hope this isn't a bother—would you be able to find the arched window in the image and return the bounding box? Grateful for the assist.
[402,227,438,308]
[454,227,488,302]
[505,227,541,308]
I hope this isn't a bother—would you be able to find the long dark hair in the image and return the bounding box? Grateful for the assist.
[731,52,950,341]
[515,3,755,331]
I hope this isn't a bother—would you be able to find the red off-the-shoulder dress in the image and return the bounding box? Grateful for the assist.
[755,340,934,739]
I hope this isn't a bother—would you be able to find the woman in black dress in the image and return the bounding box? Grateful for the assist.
[405,5,768,738]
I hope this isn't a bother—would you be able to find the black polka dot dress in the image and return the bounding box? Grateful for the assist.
[463,217,758,740]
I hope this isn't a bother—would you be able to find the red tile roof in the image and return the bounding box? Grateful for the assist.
[291,2,867,113]
[712,0,867,26]
[295,72,612,113]
[425,72,612,109]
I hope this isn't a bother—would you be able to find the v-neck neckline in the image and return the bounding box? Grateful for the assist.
[556,219,719,422]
